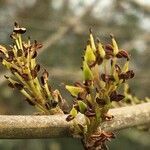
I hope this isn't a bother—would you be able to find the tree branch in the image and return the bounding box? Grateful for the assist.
[0,102,149,139]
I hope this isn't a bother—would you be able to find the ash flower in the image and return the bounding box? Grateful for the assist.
[0,23,67,114]
[65,29,135,150]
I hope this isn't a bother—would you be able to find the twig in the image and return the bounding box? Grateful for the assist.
[0,102,149,139]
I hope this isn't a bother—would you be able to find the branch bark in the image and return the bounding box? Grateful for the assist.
[0,102,150,139]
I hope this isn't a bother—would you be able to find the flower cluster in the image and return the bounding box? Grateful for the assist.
[0,24,135,150]
[0,23,67,114]
[65,29,134,149]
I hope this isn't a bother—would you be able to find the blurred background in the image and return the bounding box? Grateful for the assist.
[0,0,150,149]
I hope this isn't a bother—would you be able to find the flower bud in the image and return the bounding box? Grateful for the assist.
[97,42,105,58]
[110,34,119,55]
[66,85,84,97]
[89,29,96,52]
[78,100,87,114]
[84,44,96,65]
[83,61,94,81]
[70,107,78,117]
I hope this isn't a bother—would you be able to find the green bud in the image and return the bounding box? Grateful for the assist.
[65,85,84,97]
[83,61,94,81]
[84,45,96,64]
[78,100,87,114]
[70,107,78,117]
[98,42,105,58]
[90,33,96,52]
[111,34,119,55]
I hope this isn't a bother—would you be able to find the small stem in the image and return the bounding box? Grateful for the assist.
[18,34,23,50]
[44,81,52,99]
[20,89,49,114]
[15,35,21,50]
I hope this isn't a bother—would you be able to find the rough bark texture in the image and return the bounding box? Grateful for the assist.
[0,102,150,139]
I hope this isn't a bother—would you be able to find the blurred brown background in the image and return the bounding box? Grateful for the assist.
[0,0,149,149]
